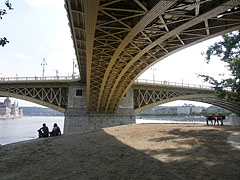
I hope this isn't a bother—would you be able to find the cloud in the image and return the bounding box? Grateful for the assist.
[16,53,33,61]
[0,60,6,64]
[40,43,48,52]
[24,0,63,9]
[37,19,76,76]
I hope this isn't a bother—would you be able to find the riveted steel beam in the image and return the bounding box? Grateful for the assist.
[133,83,240,115]
[83,0,100,112]
[99,0,176,112]
[0,85,68,113]
[66,0,240,113]
[113,0,240,113]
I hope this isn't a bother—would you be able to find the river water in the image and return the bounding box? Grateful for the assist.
[0,116,230,145]
[0,116,64,145]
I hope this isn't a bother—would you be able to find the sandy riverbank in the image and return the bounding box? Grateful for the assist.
[0,124,240,180]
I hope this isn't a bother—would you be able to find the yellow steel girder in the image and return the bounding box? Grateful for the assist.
[132,83,240,115]
[66,0,240,113]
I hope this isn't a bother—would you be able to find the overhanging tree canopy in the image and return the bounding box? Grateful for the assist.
[200,30,240,104]
[0,0,13,47]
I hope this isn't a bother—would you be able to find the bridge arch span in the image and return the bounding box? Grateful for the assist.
[133,86,240,115]
[117,27,240,114]
[69,0,240,112]
[0,82,69,113]
[135,94,210,113]
[0,91,65,113]
[135,93,239,115]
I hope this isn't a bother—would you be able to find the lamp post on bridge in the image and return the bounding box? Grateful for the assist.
[41,58,47,78]
[151,67,156,82]
[55,70,59,79]
[72,59,77,77]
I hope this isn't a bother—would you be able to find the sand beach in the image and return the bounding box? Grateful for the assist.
[0,124,240,180]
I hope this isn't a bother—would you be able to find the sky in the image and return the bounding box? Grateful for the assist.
[0,0,231,108]
[0,0,76,78]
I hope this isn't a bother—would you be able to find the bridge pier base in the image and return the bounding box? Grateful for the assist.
[64,108,135,135]
[64,86,136,135]
[230,114,240,125]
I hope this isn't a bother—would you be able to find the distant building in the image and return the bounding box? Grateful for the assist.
[138,103,231,116]
[166,107,177,114]
[0,97,23,117]
[142,106,177,115]
[177,103,203,115]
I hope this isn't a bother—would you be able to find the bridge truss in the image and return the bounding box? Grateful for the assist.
[66,0,240,113]
[0,82,70,113]
[0,78,239,115]
[133,82,240,115]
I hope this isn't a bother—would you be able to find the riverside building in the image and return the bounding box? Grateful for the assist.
[0,97,23,117]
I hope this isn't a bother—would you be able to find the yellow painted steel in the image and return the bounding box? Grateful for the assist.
[0,78,239,115]
[65,0,240,113]
[98,1,176,112]
[132,83,240,115]
[84,0,100,112]
[0,85,68,113]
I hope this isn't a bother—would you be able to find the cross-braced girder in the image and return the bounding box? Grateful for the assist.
[66,0,240,113]
[133,83,240,115]
[190,97,240,115]
[0,83,69,113]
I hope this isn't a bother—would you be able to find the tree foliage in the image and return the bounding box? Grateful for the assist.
[0,0,13,47]
[200,30,240,103]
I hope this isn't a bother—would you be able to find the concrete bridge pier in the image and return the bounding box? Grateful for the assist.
[64,86,136,135]
[230,114,240,125]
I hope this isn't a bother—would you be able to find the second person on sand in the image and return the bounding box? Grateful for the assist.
[50,123,61,137]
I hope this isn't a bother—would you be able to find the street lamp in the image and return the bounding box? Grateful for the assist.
[55,70,59,77]
[72,59,77,77]
[41,58,47,78]
[151,67,156,82]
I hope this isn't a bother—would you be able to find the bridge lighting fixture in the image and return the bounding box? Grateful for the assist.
[151,67,157,82]
[55,70,59,77]
[72,59,77,76]
[41,58,47,78]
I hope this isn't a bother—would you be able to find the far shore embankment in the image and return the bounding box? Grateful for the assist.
[0,115,24,120]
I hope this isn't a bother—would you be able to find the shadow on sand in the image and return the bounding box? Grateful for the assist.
[0,124,239,180]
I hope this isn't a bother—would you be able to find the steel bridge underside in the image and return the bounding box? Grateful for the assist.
[0,80,80,113]
[132,83,240,115]
[0,80,239,115]
[65,0,240,113]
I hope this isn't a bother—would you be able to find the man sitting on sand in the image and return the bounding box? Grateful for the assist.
[50,123,61,137]
[38,123,49,138]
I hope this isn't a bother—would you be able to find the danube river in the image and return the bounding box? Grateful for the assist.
[0,116,230,145]
[0,116,64,145]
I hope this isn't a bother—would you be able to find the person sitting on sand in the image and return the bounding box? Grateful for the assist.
[38,123,49,138]
[50,123,61,137]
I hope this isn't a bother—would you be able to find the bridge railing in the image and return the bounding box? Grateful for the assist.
[0,75,80,82]
[135,79,213,89]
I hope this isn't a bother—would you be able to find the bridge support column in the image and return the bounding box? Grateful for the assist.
[230,114,240,125]
[64,86,136,135]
